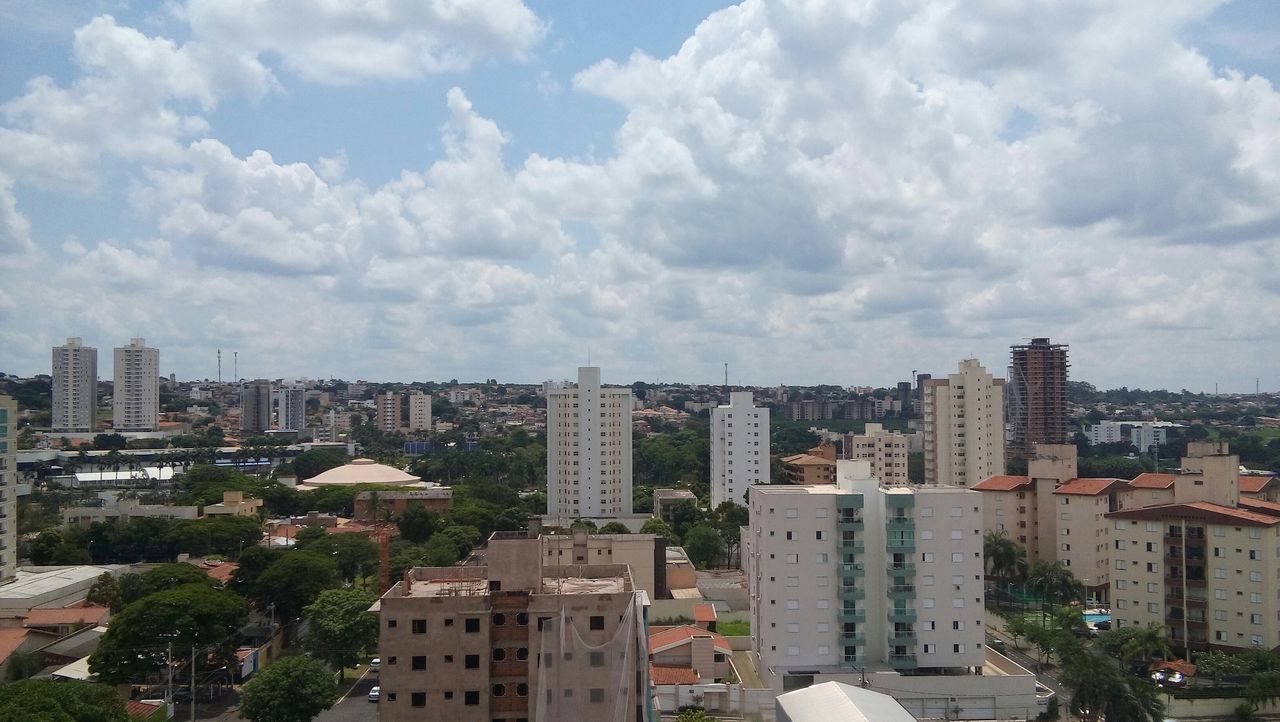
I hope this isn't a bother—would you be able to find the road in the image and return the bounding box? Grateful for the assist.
[316,668,379,722]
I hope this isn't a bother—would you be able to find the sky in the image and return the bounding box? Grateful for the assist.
[0,0,1278,392]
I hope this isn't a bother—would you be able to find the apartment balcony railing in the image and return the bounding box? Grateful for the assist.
[886,563,916,576]
[838,586,866,601]
[889,632,918,646]
[840,563,865,577]
[838,607,866,623]
[889,654,918,669]
[887,608,918,623]
[887,517,914,529]
[839,632,866,645]
[841,539,865,554]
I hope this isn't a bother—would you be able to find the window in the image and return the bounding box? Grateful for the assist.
[786,576,799,587]
[1251,592,1263,604]
[1115,580,1128,590]
[1216,589,1227,600]
[787,622,800,633]
[787,646,800,657]
[786,554,799,564]
[815,531,825,541]
[589,688,605,704]
[444,691,454,700]
[1147,563,1157,573]
[1215,568,1227,579]
[411,692,427,707]
[922,575,935,586]
[921,530,935,541]
[465,691,480,706]
[950,507,962,517]
[1251,571,1263,582]
[412,656,426,670]
[817,646,830,656]
[412,619,427,634]
[816,600,829,609]
[786,531,795,540]
[923,644,936,653]
[953,621,965,630]
[1147,583,1158,593]
[1148,603,1159,613]
[785,508,798,518]
[816,553,829,564]
[590,616,605,630]
[953,643,965,653]
[922,598,936,608]
[1252,614,1264,625]
[786,600,799,610]
[1117,599,1128,609]
[951,530,963,540]
[589,651,604,667]
[816,576,829,587]
[952,598,965,608]
[951,552,964,563]
[922,553,934,563]
[387,619,398,628]
[444,618,455,627]
[1216,610,1229,621]
[465,655,480,669]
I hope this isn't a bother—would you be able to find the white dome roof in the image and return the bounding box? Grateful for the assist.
[305,458,421,486]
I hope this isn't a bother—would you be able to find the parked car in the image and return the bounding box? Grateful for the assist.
[369,686,381,703]
[987,636,1007,653]
[369,657,380,672]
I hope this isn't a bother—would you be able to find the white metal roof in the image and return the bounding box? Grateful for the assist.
[776,681,915,722]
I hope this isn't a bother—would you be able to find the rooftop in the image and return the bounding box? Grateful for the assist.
[22,606,109,627]
[649,664,699,685]
[1054,478,1128,496]
[775,681,915,722]
[1107,501,1280,527]
[971,475,1031,491]
[781,453,836,467]
[305,458,420,486]
[648,625,731,655]
[1240,473,1278,494]
[1129,473,1177,489]
[0,566,121,602]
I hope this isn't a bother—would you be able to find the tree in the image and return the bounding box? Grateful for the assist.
[140,563,220,596]
[1245,671,1280,714]
[239,655,339,722]
[89,584,249,684]
[675,709,715,722]
[1005,614,1036,650]
[640,517,676,543]
[293,526,328,546]
[1118,623,1173,666]
[1026,560,1083,604]
[0,679,129,721]
[983,529,1028,586]
[296,533,378,584]
[438,524,481,559]
[715,502,749,564]
[85,573,123,613]
[396,505,438,544]
[598,521,632,534]
[252,553,340,621]
[228,547,286,598]
[303,589,379,680]
[1195,650,1249,686]
[683,524,725,569]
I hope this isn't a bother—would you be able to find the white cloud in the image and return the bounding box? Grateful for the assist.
[0,173,33,255]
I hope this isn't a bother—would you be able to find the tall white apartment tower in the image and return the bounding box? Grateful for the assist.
[112,338,159,432]
[711,391,770,508]
[546,367,633,518]
[407,390,432,432]
[923,359,1006,486]
[0,395,16,579]
[273,384,307,432]
[52,337,97,433]
[744,461,985,690]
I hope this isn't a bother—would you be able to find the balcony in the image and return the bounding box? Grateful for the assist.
[887,517,914,529]
[889,654,918,670]
[841,539,866,554]
[840,655,864,667]
[840,563,865,577]
[886,538,916,553]
[838,586,866,601]
[889,632,918,646]
[887,608,918,623]
[839,632,866,646]
[838,516,865,532]
[886,563,916,576]
[839,607,866,623]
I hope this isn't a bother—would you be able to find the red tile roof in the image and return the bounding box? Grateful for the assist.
[1129,473,1177,489]
[650,664,700,685]
[1054,478,1128,496]
[22,606,109,627]
[692,603,717,623]
[972,475,1031,491]
[125,700,163,718]
[781,454,835,467]
[1108,501,1280,526]
[1238,498,1280,517]
[0,629,31,663]
[648,626,732,655]
[202,561,238,584]
[1240,474,1278,494]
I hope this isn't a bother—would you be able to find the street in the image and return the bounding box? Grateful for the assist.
[316,668,380,722]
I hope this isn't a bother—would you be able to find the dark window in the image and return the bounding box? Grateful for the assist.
[492,613,506,626]
[466,618,481,633]
[411,619,427,634]
[516,684,529,697]
[387,693,396,702]
[492,684,506,697]
[444,655,453,663]
[590,688,605,703]
[465,654,480,669]
[387,656,397,665]
[590,616,605,630]
[541,653,552,668]
[492,648,506,661]
[411,692,427,707]
[445,691,454,700]
[516,612,529,626]
[412,656,426,670]
[387,619,397,628]
[445,618,455,627]
[465,691,480,706]
[537,617,553,631]
[589,651,604,667]
[515,647,528,660]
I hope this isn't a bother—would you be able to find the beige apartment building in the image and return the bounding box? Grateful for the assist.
[546,367,634,518]
[376,533,648,722]
[843,423,909,486]
[407,390,432,432]
[923,359,1005,486]
[540,531,666,599]
[376,392,402,433]
[112,338,159,432]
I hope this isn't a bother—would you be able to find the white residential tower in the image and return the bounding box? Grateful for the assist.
[711,391,770,508]
[52,337,97,433]
[112,338,159,432]
[546,367,633,518]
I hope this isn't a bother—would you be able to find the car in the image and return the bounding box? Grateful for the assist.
[369,686,380,703]
[369,657,380,672]
[987,637,1007,653]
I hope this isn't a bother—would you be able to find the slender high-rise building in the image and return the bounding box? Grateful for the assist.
[375,392,402,432]
[112,338,159,432]
[710,391,769,508]
[407,390,432,432]
[273,383,307,432]
[1007,338,1070,461]
[52,337,97,433]
[923,359,1005,486]
[546,367,633,518]
[241,379,272,433]
[0,395,16,579]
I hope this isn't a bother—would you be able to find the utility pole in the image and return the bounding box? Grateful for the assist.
[167,642,173,712]
[190,645,197,722]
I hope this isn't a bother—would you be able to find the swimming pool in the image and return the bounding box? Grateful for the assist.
[1084,613,1111,625]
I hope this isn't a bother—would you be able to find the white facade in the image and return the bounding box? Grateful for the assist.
[844,423,909,486]
[923,359,1005,486]
[1085,420,1124,445]
[52,338,97,433]
[0,395,16,579]
[745,461,985,689]
[273,384,307,432]
[407,390,432,432]
[546,367,633,518]
[1131,423,1173,453]
[711,391,770,508]
[112,338,159,432]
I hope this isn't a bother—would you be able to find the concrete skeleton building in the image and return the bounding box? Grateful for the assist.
[710,391,770,508]
[546,367,633,518]
[843,423,909,486]
[1007,338,1070,461]
[376,532,650,722]
[111,338,159,432]
[923,359,1006,486]
[51,338,97,433]
[0,395,15,579]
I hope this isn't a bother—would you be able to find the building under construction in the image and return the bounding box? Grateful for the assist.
[1007,338,1070,461]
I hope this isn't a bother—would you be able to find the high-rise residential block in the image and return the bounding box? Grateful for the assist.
[0,395,16,579]
[1007,338,1070,461]
[52,337,97,433]
[710,391,769,508]
[407,390,432,432]
[273,383,307,432]
[376,392,402,433]
[546,367,633,518]
[376,533,649,722]
[112,338,159,432]
[844,423,909,486]
[923,359,1005,486]
[241,379,272,433]
[744,461,985,690]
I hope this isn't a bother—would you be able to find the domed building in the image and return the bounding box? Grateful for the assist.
[297,458,421,490]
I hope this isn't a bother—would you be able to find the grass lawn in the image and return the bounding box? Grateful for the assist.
[718,619,750,636]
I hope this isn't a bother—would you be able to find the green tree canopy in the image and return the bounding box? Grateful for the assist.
[140,563,221,596]
[85,573,123,613]
[396,505,438,544]
[640,517,676,543]
[239,655,339,722]
[303,589,379,680]
[295,533,378,584]
[683,524,725,569]
[252,553,340,621]
[228,546,286,598]
[89,584,249,684]
[598,521,631,534]
[0,679,129,722]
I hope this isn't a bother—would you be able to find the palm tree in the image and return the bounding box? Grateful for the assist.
[1120,623,1174,667]
[1026,559,1083,605]
[1108,675,1166,722]
[983,529,1028,587]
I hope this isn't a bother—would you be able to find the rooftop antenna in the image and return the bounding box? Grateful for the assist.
[217,349,221,384]
[724,362,729,390]
[233,351,238,382]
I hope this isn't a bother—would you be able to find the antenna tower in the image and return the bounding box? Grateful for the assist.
[217,349,221,384]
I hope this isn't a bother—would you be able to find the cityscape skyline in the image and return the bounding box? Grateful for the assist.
[3,1,1279,393]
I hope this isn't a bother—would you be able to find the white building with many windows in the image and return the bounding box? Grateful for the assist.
[710,392,769,508]
[844,423,909,486]
[52,337,97,433]
[273,383,307,432]
[546,367,633,518]
[923,359,1005,486]
[112,338,159,432]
